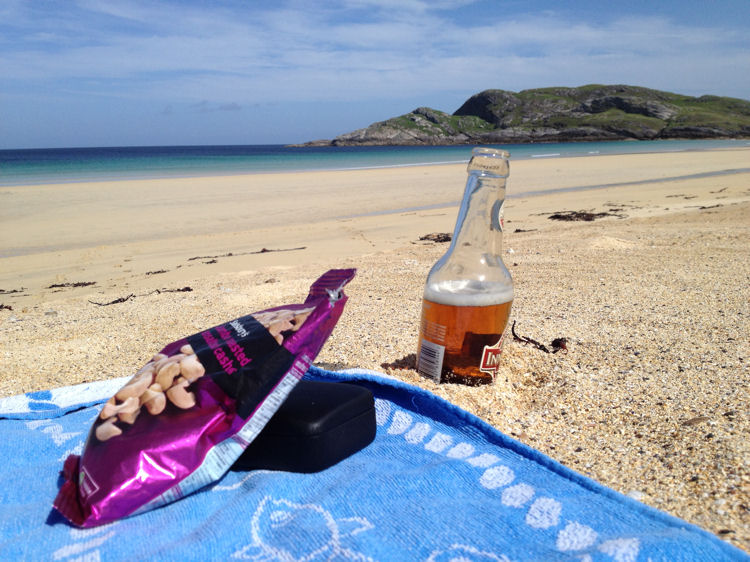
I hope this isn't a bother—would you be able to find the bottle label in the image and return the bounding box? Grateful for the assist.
[417,339,445,383]
[479,335,505,376]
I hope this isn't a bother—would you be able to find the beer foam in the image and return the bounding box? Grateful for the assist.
[424,280,513,307]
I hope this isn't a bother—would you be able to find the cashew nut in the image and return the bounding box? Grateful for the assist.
[115,367,155,401]
[118,408,140,425]
[155,361,181,390]
[179,354,205,382]
[268,318,294,344]
[152,353,184,374]
[96,417,122,441]
[140,383,166,415]
[100,396,139,420]
[166,377,196,409]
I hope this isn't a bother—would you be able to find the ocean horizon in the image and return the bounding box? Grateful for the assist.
[1,139,748,187]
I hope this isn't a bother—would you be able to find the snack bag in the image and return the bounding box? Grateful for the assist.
[54,269,355,527]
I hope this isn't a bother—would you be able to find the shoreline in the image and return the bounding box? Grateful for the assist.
[2,139,748,189]
[1,147,748,551]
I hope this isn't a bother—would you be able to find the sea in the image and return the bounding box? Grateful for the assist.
[1,139,748,187]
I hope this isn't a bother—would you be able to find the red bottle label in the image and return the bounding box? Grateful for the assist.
[479,336,505,376]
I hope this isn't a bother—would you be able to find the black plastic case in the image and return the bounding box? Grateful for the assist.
[232,380,376,473]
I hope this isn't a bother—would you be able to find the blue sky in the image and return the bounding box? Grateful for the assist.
[2,0,749,149]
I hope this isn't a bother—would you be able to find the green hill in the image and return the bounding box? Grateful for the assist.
[301,85,750,146]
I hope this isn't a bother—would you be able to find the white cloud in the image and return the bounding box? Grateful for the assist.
[1,1,748,146]
[4,3,747,98]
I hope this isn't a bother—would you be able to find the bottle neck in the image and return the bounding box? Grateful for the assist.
[450,171,506,257]
[424,148,512,297]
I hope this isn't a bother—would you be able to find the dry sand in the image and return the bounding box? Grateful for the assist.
[1,147,748,551]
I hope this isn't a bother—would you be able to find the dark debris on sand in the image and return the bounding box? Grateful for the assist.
[419,233,452,243]
[547,210,625,221]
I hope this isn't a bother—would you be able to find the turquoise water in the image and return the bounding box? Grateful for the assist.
[1,139,748,187]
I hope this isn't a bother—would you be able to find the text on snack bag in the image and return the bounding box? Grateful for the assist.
[201,325,252,375]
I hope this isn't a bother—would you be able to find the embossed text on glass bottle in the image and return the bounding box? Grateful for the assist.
[417,147,514,385]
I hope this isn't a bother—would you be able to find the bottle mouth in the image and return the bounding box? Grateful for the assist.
[468,147,510,176]
[471,147,510,159]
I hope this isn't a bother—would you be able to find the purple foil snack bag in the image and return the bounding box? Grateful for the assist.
[54,269,355,527]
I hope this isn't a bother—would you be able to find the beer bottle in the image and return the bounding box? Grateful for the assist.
[417,147,513,385]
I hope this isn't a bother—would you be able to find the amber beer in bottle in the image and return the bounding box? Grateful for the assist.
[417,147,513,385]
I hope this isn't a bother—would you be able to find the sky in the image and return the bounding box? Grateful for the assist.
[2,0,749,149]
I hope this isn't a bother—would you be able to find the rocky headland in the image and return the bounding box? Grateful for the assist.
[299,84,750,146]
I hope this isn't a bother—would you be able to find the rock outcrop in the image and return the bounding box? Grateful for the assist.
[299,85,750,146]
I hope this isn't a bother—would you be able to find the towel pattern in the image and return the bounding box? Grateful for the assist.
[0,367,745,561]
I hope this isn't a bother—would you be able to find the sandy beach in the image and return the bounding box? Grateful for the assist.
[1,147,748,551]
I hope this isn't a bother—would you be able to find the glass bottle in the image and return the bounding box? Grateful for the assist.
[417,147,514,385]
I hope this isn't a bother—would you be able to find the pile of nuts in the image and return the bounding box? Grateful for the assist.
[253,307,315,344]
[94,308,316,442]
[96,344,206,441]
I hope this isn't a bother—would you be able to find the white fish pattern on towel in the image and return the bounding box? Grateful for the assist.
[233,497,374,561]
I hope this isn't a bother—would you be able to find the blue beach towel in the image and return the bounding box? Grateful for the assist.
[0,367,745,560]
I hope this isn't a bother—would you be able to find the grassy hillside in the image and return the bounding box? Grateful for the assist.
[314,85,750,146]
